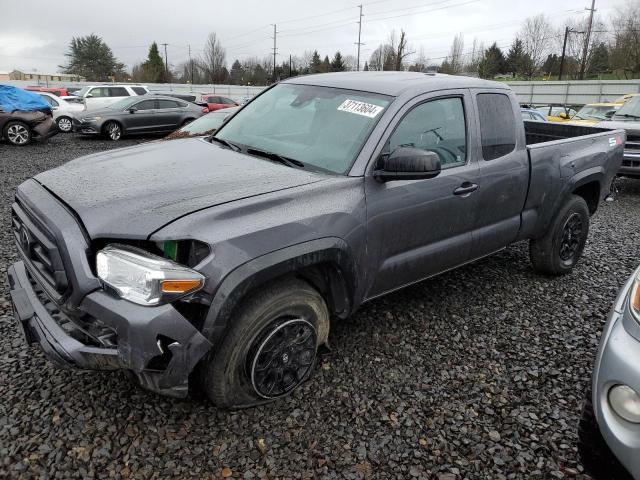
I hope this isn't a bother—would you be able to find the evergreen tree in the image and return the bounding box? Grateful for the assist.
[229,59,244,84]
[310,51,323,73]
[321,55,331,73]
[331,51,346,72]
[588,43,610,77]
[61,34,125,81]
[506,38,526,78]
[143,42,167,83]
[478,43,506,79]
[363,61,369,71]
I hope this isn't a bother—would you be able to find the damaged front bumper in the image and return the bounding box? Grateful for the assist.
[7,260,212,398]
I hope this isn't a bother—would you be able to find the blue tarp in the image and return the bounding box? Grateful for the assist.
[0,84,51,113]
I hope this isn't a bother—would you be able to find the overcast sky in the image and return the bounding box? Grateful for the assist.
[0,0,626,74]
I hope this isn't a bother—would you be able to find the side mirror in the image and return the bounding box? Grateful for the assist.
[605,111,615,119]
[128,107,137,113]
[374,147,441,182]
[86,93,93,98]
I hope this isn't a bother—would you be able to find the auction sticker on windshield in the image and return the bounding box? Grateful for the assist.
[338,99,384,118]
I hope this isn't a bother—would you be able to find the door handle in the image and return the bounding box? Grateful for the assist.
[453,182,478,196]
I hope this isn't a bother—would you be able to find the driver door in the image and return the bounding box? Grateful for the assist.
[364,90,481,298]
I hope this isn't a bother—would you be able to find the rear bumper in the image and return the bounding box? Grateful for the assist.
[7,260,213,398]
[32,117,58,141]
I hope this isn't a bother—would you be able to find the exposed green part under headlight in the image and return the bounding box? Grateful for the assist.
[163,240,178,261]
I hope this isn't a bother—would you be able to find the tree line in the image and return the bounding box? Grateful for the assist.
[61,1,640,84]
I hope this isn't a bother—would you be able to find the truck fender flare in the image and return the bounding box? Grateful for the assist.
[201,237,357,348]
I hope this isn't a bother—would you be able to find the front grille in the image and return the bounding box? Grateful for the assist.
[626,134,640,153]
[11,199,68,301]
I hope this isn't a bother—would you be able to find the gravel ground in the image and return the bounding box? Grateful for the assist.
[1,133,640,480]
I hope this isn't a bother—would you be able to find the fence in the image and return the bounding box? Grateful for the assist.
[5,77,640,106]
[506,80,640,106]
[3,80,266,100]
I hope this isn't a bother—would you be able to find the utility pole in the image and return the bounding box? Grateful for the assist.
[289,54,292,78]
[188,44,194,87]
[579,0,596,80]
[355,4,364,71]
[161,43,169,83]
[271,24,278,83]
[558,26,570,81]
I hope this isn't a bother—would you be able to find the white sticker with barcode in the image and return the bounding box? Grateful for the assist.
[337,99,384,118]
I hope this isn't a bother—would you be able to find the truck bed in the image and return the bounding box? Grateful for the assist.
[519,120,625,239]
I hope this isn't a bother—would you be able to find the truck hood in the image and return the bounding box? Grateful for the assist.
[35,138,327,238]
[597,120,640,133]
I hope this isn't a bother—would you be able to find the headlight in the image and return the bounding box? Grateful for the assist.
[82,116,101,122]
[96,245,204,306]
[630,273,640,321]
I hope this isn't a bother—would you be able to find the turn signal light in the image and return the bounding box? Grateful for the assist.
[160,279,203,294]
[631,278,640,319]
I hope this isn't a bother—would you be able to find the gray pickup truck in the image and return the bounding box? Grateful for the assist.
[7,72,625,408]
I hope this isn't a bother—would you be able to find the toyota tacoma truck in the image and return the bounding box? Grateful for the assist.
[7,72,625,408]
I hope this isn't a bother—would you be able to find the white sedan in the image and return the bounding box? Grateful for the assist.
[37,92,86,133]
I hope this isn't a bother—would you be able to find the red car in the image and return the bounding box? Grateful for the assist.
[24,86,70,97]
[200,94,238,111]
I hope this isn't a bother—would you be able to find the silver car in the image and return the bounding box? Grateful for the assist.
[579,265,640,480]
[37,92,86,133]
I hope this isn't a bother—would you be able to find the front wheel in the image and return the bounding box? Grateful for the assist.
[198,278,329,408]
[57,116,73,133]
[530,194,589,275]
[103,121,122,141]
[4,121,32,146]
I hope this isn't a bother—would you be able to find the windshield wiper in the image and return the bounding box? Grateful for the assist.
[210,136,240,151]
[615,113,640,120]
[246,148,306,168]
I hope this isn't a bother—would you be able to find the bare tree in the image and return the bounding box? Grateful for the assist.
[609,1,640,78]
[466,38,485,73]
[519,14,554,77]
[394,30,414,71]
[343,54,358,71]
[441,33,465,74]
[202,32,227,84]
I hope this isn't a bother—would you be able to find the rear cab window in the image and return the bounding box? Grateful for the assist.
[109,87,129,97]
[132,87,147,95]
[476,93,516,161]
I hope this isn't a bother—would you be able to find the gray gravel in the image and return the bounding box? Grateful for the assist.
[2,133,640,479]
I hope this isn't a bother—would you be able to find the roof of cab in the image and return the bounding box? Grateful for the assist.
[283,71,509,97]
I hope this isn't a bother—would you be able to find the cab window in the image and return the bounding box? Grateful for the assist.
[477,93,516,161]
[387,97,467,169]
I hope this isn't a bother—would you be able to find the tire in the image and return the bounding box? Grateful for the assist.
[198,278,329,408]
[578,383,632,480]
[529,194,589,275]
[103,121,122,141]
[4,121,32,146]
[56,116,73,133]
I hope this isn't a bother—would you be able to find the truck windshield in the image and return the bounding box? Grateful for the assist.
[614,96,640,119]
[214,83,392,174]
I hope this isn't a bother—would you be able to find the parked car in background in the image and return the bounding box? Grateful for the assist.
[567,103,622,126]
[537,104,579,122]
[614,93,640,104]
[578,263,640,480]
[37,92,86,132]
[521,108,547,122]
[73,95,206,140]
[201,94,238,111]
[6,73,624,407]
[72,84,149,110]
[152,92,209,110]
[24,86,70,97]
[597,95,640,179]
[165,106,238,140]
[0,85,57,146]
